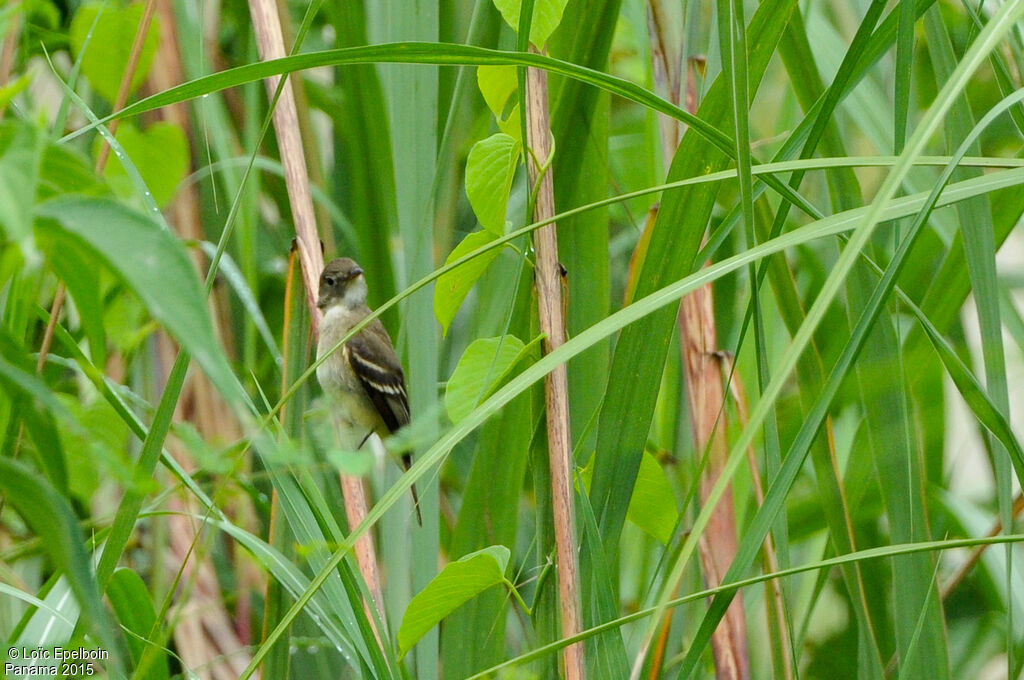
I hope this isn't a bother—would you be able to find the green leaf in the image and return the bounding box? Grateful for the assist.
[0,73,30,111]
[397,546,511,658]
[69,2,160,103]
[581,451,677,546]
[0,457,120,665]
[58,395,136,503]
[108,568,170,680]
[626,452,677,545]
[492,0,568,48]
[0,121,43,241]
[445,335,526,424]
[0,331,72,493]
[38,143,107,200]
[97,122,189,208]
[476,65,521,139]
[35,197,245,405]
[466,133,520,236]
[37,225,107,366]
[433,230,502,335]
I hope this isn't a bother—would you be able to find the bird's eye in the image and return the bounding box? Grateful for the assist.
[325,275,336,287]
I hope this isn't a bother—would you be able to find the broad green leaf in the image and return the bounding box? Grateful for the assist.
[398,546,511,657]
[445,335,526,424]
[492,0,569,48]
[69,2,160,103]
[626,452,677,545]
[98,122,189,208]
[37,139,108,200]
[466,133,520,236]
[37,225,107,366]
[580,451,677,545]
[108,567,170,680]
[35,197,245,405]
[0,121,43,241]
[477,65,520,139]
[433,230,502,335]
[58,395,138,503]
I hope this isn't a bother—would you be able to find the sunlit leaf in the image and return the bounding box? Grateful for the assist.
[69,2,160,103]
[445,335,526,424]
[477,65,521,139]
[492,0,569,48]
[466,133,520,236]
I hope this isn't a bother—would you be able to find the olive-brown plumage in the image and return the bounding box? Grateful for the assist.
[316,257,421,524]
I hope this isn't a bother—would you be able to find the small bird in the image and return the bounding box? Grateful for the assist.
[316,257,421,525]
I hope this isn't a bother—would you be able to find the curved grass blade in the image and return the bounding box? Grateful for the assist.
[241,165,1024,679]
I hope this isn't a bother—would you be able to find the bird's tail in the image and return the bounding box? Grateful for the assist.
[403,453,423,526]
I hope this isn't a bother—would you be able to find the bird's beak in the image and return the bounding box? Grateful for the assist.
[348,266,364,280]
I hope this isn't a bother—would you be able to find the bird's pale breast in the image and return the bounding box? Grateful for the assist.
[317,307,386,434]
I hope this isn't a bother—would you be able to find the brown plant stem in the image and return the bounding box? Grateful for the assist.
[723,356,794,680]
[246,0,384,630]
[95,0,158,169]
[679,285,749,680]
[525,48,585,680]
[148,3,254,671]
[644,10,749,676]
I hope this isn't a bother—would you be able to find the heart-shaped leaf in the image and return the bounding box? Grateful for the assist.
[492,0,569,48]
[466,133,519,236]
[70,2,160,103]
[477,65,520,139]
[434,230,502,335]
[97,122,189,208]
[398,545,511,657]
[445,335,527,424]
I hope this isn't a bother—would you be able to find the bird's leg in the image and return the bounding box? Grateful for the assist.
[358,429,374,449]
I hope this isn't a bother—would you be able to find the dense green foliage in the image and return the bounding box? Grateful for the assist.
[1,0,1024,677]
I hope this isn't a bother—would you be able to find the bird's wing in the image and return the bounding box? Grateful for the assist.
[346,321,410,432]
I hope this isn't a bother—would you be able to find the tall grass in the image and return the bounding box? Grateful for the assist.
[1,0,1023,678]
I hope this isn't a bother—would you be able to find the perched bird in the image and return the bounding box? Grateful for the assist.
[316,257,421,524]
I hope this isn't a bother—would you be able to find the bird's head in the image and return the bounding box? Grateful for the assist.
[317,257,368,310]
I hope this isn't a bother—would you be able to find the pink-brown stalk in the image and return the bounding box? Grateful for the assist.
[246,0,384,628]
[525,49,586,680]
[645,6,750,675]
